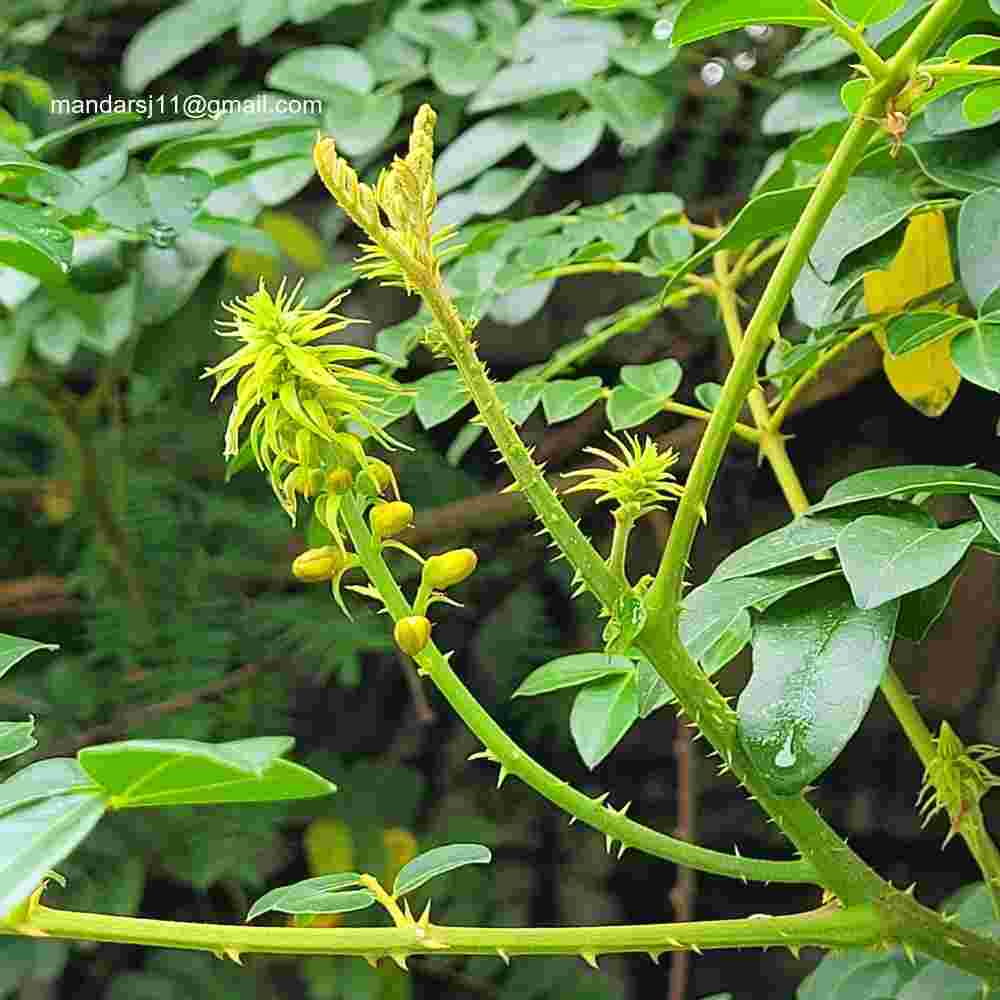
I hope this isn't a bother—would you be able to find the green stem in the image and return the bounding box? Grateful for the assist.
[609,507,637,584]
[921,62,1000,79]
[660,400,761,444]
[339,492,815,885]
[9,902,884,960]
[806,0,890,79]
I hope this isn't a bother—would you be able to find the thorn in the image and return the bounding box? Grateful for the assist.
[497,947,510,966]
[648,950,662,964]
[690,943,703,956]
[617,841,629,860]
[666,937,683,949]
[497,765,510,788]
[580,951,599,969]
[391,952,410,971]
[366,955,381,968]
[403,899,414,922]
[223,947,243,965]
[568,814,578,826]
[605,833,615,854]
[787,945,801,960]
[417,900,432,929]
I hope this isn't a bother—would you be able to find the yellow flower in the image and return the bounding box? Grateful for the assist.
[203,278,405,520]
[561,433,685,517]
[394,615,432,656]
[422,548,478,590]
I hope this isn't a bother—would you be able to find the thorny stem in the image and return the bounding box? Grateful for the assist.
[10,902,884,961]
[338,491,814,885]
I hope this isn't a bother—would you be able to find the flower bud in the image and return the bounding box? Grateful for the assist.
[326,468,354,494]
[422,548,478,590]
[358,458,396,497]
[292,546,350,583]
[394,615,432,656]
[370,501,414,539]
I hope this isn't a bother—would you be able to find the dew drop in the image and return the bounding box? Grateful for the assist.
[745,24,773,41]
[775,732,796,769]
[148,221,178,249]
[701,60,726,87]
[733,50,757,71]
[652,17,674,41]
[618,141,640,159]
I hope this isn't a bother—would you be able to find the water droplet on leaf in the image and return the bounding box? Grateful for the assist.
[148,221,178,248]
[652,18,674,41]
[701,61,726,87]
[775,732,796,769]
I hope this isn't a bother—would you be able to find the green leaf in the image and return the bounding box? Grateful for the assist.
[661,187,815,296]
[147,120,315,173]
[496,379,543,425]
[834,0,907,25]
[436,164,544,229]
[620,359,682,399]
[434,116,526,195]
[468,43,610,113]
[0,772,106,917]
[635,656,673,718]
[413,370,469,428]
[0,722,36,764]
[951,321,1000,391]
[25,112,144,157]
[362,29,425,82]
[542,377,604,423]
[680,567,842,664]
[247,873,371,921]
[702,609,753,674]
[430,41,499,97]
[837,515,980,609]
[520,112,605,172]
[963,83,1000,125]
[896,559,964,642]
[0,201,73,283]
[958,189,1000,310]
[122,0,239,93]
[392,843,492,896]
[239,0,289,45]
[885,310,968,355]
[570,673,638,769]
[0,634,58,682]
[322,91,403,158]
[672,0,825,45]
[0,759,96,816]
[606,384,665,430]
[28,149,129,216]
[609,39,678,75]
[947,34,1000,61]
[972,493,1000,546]
[738,576,899,796]
[648,224,695,264]
[694,382,722,409]
[580,75,670,148]
[513,653,634,697]
[762,84,848,135]
[809,166,925,282]
[192,214,280,256]
[77,737,335,807]
[267,45,374,97]
[809,465,1000,514]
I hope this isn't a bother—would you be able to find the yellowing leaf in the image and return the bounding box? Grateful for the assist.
[864,212,960,417]
[382,827,418,889]
[304,816,354,876]
[228,210,328,281]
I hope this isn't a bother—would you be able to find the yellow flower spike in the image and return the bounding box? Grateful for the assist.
[370,501,414,540]
[394,615,432,657]
[422,548,478,590]
[561,432,685,518]
[291,545,353,583]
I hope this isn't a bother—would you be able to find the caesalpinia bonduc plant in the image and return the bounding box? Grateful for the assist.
[6,1,1000,995]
